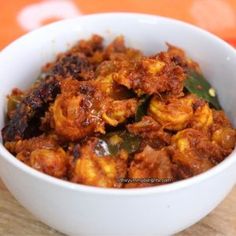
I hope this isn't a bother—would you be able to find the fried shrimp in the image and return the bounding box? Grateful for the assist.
[2,35,235,188]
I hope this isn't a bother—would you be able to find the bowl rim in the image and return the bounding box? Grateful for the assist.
[0,12,236,196]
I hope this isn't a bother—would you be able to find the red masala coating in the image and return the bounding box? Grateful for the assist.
[127,116,171,149]
[2,35,235,188]
[71,138,128,188]
[126,146,174,188]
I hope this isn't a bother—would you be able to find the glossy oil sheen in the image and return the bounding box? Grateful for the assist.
[0,13,236,236]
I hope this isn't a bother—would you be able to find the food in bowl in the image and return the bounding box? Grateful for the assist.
[2,34,235,188]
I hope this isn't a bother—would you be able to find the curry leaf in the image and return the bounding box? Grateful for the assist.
[135,95,151,122]
[95,130,141,156]
[185,69,221,110]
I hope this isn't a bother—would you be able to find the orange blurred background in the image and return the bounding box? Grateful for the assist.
[0,0,236,49]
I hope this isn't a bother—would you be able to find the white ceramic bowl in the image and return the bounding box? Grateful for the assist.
[0,13,236,236]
